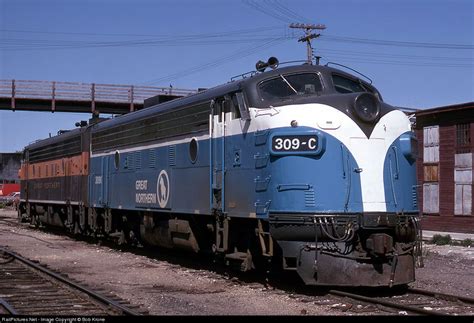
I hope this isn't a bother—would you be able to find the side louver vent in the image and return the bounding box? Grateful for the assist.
[168,145,176,166]
[412,185,418,208]
[135,151,142,169]
[149,149,156,168]
[305,189,316,207]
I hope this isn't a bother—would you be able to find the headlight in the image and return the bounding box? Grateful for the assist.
[352,93,380,123]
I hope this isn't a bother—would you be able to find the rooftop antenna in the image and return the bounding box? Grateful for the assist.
[289,23,326,65]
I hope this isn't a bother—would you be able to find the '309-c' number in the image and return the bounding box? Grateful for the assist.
[272,135,318,152]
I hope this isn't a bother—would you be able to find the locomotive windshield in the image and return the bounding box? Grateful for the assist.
[258,73,323,102]
[332,74,382,100]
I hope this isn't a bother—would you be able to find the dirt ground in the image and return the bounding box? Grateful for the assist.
[0,208,472,316]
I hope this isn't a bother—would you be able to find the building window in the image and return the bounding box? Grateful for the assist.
[454,146,472,216]
[422,126,440,214]
[424,165,438,182]
[456,123,471,154]
[423,125,439,163]
[423,183,439,214]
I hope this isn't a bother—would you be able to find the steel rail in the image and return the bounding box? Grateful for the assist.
[0,298,18,315]
[0,248,141,316]
[328,289,447,316]
[407,287,474,305]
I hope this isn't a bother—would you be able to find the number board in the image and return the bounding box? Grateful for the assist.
[271,135,319,153]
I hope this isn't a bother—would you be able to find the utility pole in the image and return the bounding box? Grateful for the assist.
[289,23,326,65]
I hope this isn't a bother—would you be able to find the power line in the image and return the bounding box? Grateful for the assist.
[141,38,287,85]
[242,0,294,24]
[319,55,473,68]
[0,26,283,38]
[0,36,288,51]
[271,0,310,23]
[140,38,289,85]
[0,26,289,51]
[318,47,473,62]
[2,26,472,51]
[321,35,474,50]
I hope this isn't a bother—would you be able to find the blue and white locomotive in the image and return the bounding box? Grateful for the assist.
[19,58,421,287]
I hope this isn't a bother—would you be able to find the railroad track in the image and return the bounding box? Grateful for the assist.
[2,209,473,316]
[0,298,17,314]
[212,267,474,316]
[0,247,145,316]
[327,287,474,316]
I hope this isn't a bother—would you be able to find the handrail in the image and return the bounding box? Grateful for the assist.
[0,79,197,112]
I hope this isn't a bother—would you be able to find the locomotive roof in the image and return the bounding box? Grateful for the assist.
[25,127,84,151]
[90,63,375,133]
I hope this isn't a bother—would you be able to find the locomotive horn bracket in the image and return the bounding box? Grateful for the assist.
[256,57,279,72]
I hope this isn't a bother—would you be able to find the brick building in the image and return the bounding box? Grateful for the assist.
[415,102,473,233]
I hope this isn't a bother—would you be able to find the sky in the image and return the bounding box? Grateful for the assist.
[0,0,473,152]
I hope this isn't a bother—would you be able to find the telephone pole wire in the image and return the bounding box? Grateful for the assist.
[289,23,326,65]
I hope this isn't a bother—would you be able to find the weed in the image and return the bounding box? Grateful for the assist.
[430,234,452,245]
[457,238,472,247]
[429,234,472,247]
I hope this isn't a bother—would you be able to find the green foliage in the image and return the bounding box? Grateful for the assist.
[430,234,452,245]
[429,234,472,247]
[458,238,472,247]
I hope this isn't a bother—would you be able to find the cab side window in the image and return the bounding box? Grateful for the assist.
[332,74,383,101]
[332,74,367,94]
[223,95,232,115]
[231,94,241,119]
[212,92,250,121]
[212,98,223,122]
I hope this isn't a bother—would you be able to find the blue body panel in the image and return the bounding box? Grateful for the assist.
[259,127,363,215]
[383,131,418,213]
[89,127,418,218]
[90,132,211,214]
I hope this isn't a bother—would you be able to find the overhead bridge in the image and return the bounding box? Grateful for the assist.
[0,80,197,115]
